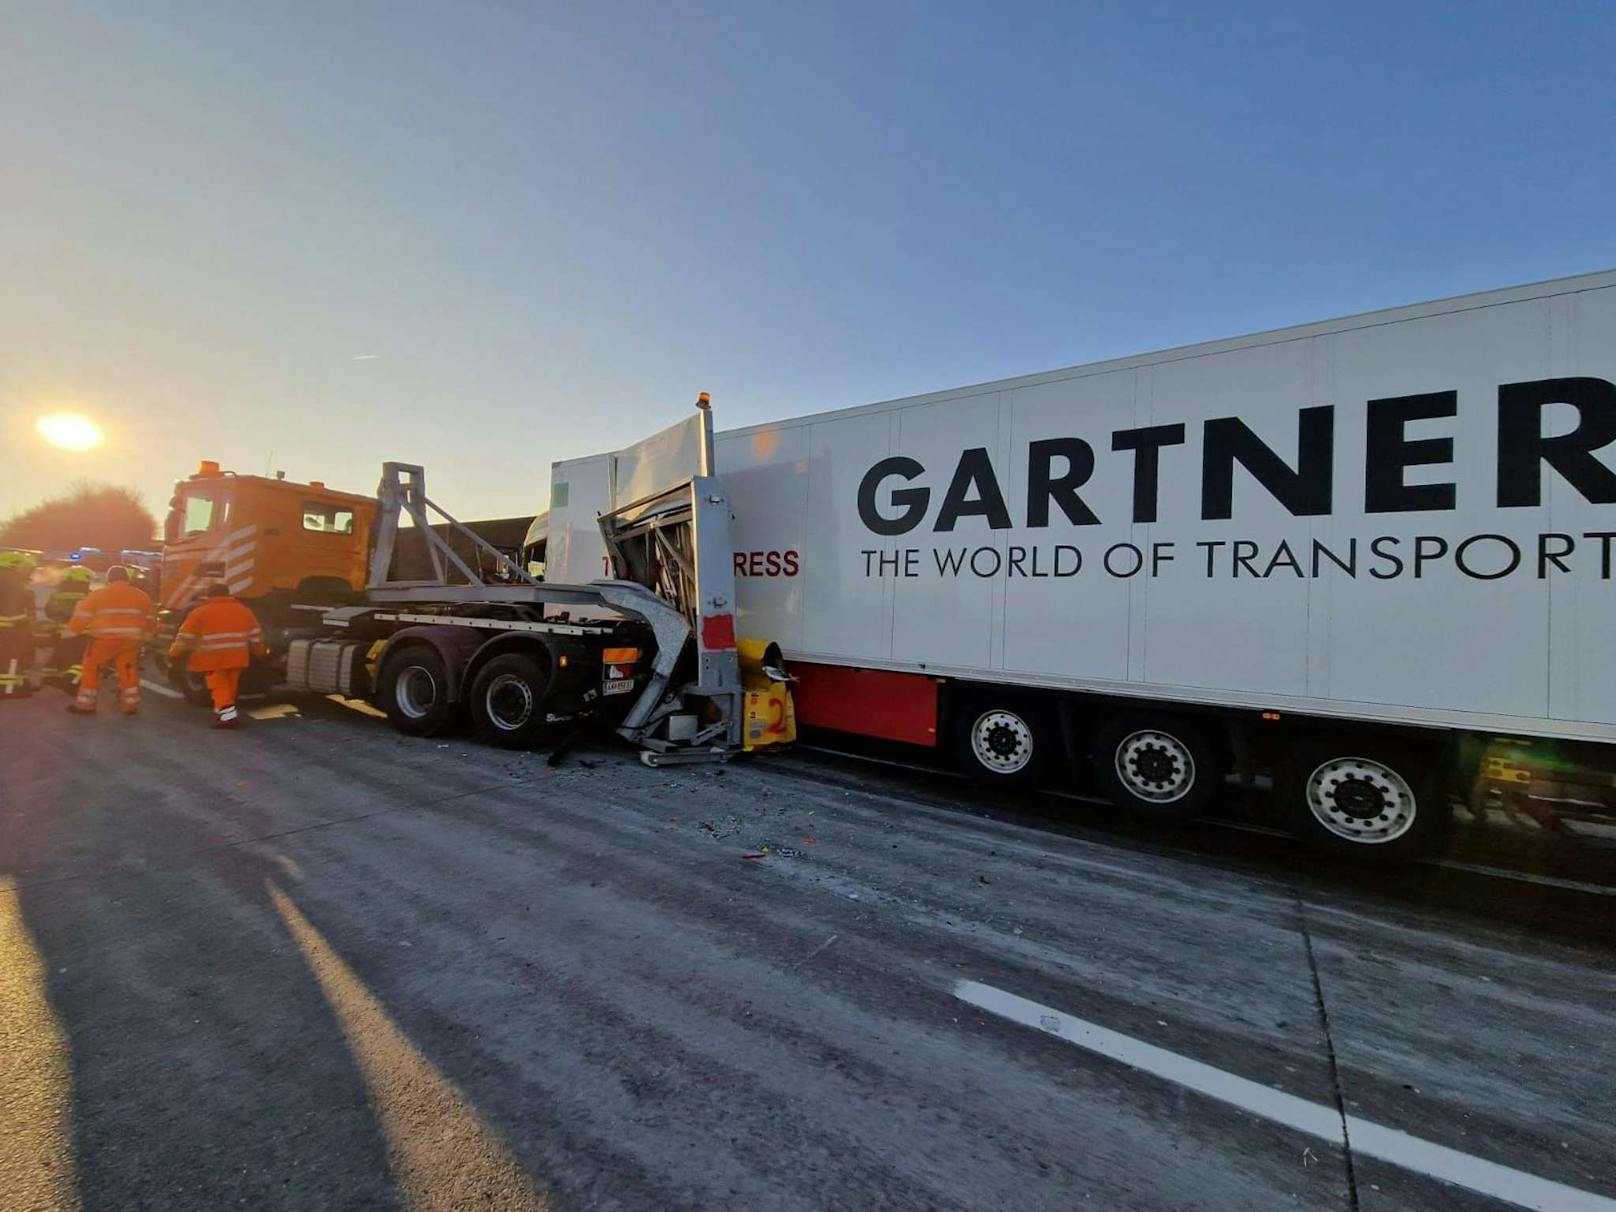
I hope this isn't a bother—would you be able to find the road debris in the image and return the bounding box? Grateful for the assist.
[697,816,745,840]
[791,933,839,971]
[247,703,300,721]
[325,694,387,719]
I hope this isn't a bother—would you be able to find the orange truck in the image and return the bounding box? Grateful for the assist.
[154,461,377,699]
[146,406,794,766]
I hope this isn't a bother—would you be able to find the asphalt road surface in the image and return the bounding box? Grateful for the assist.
[3,683,1613,1212]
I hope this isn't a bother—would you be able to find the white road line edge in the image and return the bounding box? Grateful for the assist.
[1429,859,1616,897]
[955,979,1614,1212]
[138,680,184,700]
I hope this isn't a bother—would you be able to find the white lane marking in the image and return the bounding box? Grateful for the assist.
[955,980,1615,1212]
[138,679,183,699]
[1429,859,1616,897]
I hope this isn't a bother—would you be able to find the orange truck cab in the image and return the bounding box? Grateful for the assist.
[155,461,376,695]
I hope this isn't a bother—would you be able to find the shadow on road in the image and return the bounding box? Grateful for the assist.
[0,699,550,1211]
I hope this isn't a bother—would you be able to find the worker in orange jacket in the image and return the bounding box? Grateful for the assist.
[168,582,267,729]
[67,565,156,715]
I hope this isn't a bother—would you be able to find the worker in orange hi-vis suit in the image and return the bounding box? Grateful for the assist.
[167,582,268,730]
[66,565,156,716]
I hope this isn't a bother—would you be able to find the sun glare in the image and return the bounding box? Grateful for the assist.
[36,414,103,451]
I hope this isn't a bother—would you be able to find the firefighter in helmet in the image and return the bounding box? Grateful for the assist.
[0,550,39,699]
[42,564,95,688]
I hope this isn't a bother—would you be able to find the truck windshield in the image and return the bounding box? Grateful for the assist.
[183,493,216,535]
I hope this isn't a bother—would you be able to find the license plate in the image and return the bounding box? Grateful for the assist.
[603,679,636,696]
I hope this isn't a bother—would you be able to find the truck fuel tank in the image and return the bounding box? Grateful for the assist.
[285,638,371,697]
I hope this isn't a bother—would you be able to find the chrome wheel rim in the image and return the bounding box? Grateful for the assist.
[1114,730,1196,803]
[395,666,438,720]
[485,673,534,731]
[1305,756,1417,844]
[971,709,1034,775]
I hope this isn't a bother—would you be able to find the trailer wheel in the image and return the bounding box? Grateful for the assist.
[468,652,551,749]
[1280,739,1447,861]
[953,698,1049,787]
[377,646,462,738]
[1092,715,1218,820]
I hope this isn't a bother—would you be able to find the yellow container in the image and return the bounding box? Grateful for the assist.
[737,637,795,749]
[743,680,796,750]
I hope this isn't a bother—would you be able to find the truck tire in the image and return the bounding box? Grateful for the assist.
[377,646,462,738]
[1279,738,1448,862]
[1092,715,1219,820]
[171,666,213,708]
[953,696,1050,788]
[468,652,552,749]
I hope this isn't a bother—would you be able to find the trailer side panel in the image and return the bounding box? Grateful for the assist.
[710,274,1616,743]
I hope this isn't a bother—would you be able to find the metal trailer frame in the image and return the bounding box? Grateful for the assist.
[358,404,746,761]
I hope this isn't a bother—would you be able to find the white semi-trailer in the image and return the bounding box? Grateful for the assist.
[548,269,1616,860]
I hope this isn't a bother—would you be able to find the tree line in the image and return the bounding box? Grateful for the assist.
[0,483,159,551]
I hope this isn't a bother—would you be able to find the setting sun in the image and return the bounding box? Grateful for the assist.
[36,413,103,451]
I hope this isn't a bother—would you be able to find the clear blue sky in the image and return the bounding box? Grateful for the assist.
[2,1,1612,527]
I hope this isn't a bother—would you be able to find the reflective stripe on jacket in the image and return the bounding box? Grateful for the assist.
[68,582,157,641]
[171,597,265,672]
[0,575,32,629]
